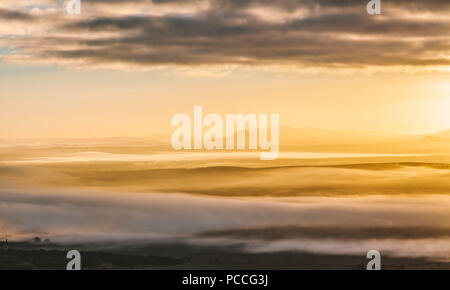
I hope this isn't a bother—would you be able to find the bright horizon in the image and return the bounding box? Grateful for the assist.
[0,68,449,139]
[1,1,449,139]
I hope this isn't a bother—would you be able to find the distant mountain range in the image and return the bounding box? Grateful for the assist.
[1,128,449,154]
[432,129,450,139]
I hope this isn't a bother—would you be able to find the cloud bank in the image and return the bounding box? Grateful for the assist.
[1,189,450,260]
[0,0,449,70]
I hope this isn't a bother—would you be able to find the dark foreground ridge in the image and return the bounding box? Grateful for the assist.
[1,240,449,270]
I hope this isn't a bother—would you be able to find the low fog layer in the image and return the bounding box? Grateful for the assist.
[1,189,449,260]
[1,145,450,261]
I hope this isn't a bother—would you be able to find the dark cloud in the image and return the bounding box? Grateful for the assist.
[0,8,35,21]
[2,0,450,69]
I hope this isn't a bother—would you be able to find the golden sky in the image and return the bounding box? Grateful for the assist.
[0,0,449,139]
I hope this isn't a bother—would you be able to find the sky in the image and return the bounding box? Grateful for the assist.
[0,0,449,139]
